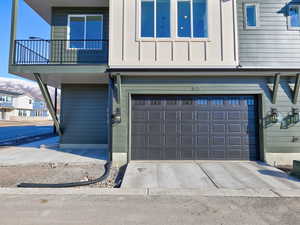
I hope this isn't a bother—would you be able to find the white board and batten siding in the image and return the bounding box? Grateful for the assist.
[109,0,238,68]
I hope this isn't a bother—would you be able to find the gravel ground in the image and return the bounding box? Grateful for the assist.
[0,163,123,188]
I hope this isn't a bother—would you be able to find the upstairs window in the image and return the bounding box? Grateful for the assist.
[289,5,300,29]
[141,0,171,38]
[177,0,208,38]
[68,15,103,49]
[244,3,259,29]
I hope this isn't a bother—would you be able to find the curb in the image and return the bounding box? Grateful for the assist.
[0,188,299,197]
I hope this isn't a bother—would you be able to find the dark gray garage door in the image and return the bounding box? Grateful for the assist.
[131,95,259,161]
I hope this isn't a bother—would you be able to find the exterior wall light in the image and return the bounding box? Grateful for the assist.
[112,107,121,124]
[290,108,300,124]
[270,108,279,123]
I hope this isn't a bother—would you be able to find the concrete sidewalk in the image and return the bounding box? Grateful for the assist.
[122,161,300,190]
[0,137,107,166]
[0,192,299,225]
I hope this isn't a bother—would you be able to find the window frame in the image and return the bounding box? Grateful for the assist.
[137,0,209,41]
[288,5,300,30]
[243,3,260,30]
[67,14,104,50]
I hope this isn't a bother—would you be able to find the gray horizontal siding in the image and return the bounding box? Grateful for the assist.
[112,76,300,156]
[237,0,300,67]
[61,84,108,145]
[51,8,109,64]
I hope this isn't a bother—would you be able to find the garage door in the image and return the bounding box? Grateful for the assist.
[131,95,258,161]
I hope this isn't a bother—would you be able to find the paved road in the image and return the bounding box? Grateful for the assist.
[0,194,299,225]
[122,161,300,190]
[0,121,53,142]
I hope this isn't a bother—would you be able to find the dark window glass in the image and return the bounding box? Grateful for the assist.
[246,5,257,27]
[290,6,300,27]
[70,17,85,48]
[178,0,191,37]
[156,0,171,37]
[193,0,208,37]
[86,16,103,49]
[141,0,155,37]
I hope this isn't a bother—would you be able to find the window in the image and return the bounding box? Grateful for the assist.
[244,3,259,29]
[289,5,300,29]
[141,0,171,38]
[68,15,103,49]
[177,0,208,38]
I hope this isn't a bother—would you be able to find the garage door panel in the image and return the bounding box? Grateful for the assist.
[181,123,194,134]
[132,111,147,121]
[165,123,178,134]
[165,135,178,145]
[132,135,147,147]
[149,111,163,121]
[228,124,242,133]
[228,111,242,120]
[181,136,194,145]
[195,150,210,160]
[164,148,179,160]
[132,123,147,134]
[210,150,226,160]
[181,111,194,120]
[131,95,258,161]
[148,135,164,146]
[148,148,162,160]
[165,111,177,121]
[196,111,210,120]
[196,123,210,133]
[180,148,194,160]
[213,112,226,120]
[229,136,242,145]
[213,124,226,133]
[197,136,210,145]
[148,123,163,133]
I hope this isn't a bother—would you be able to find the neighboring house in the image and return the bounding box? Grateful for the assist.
[8,0,300,165]
[0,90,33,120]
[31,99,52,120]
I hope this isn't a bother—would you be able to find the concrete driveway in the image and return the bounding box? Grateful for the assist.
[122,161,300,190]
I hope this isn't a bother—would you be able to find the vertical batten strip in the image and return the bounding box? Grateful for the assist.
[204,42,207,61]
[219,0,224,61]
[122,0,125,61]
[232,0,237,62]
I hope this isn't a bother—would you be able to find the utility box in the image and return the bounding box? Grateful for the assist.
[292,160,300,178]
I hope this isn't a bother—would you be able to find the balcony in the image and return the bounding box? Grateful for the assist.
[0,102,14,109]
[13,39,109,65]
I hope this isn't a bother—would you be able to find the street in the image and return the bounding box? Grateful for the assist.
[0,193,299,225]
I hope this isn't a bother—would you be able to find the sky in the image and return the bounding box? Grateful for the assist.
[0,0,50,79]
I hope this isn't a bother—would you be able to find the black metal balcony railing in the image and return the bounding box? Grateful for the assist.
[14,40,109,65]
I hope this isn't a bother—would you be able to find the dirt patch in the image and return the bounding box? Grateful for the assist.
[0,164,105,187]
[0,163,126,188]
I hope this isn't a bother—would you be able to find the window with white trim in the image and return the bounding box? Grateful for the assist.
[244,3,259,29]
[177,0,208,38]
[288,5,300,29]
[68,15,103,49]
[141,0,171,38]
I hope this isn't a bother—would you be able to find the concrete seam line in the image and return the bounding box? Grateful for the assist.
[270,189,282,197]
[195,162,219,189]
